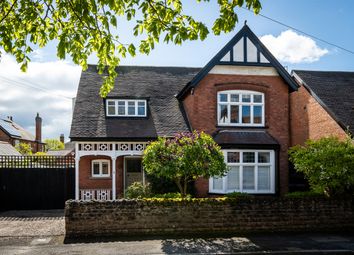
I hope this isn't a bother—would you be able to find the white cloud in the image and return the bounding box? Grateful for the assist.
[0,51,81,141]
[260,30,328,63]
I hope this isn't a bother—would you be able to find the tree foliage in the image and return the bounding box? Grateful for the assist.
[0,0,261,96]
[44,138,64,151]
[289,136,354,197]
[15,142,32,155]
[143,131,227,197]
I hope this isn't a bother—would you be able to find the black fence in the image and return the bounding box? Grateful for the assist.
[0,156,75,210]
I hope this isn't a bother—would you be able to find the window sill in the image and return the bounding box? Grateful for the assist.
[216,125,268,129]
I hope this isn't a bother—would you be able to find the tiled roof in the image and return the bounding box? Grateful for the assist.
[0,141,21,155]
[47,150,74,156]
[213,130,279,148]
[0,118,36,141]
[293,70,354,134]
[70,65,200,140]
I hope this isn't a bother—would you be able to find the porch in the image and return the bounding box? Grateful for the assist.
[75,142,148,200]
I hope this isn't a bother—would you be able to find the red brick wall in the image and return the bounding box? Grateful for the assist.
[183,73,291,196]
[0,129,44,154]
[290,85,347,146]
[79,156,125,198]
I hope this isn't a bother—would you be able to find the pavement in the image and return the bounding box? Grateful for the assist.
[0,210,354,254]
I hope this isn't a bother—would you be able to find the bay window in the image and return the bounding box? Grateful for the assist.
[217,90,264,126]
[210,150,275,194]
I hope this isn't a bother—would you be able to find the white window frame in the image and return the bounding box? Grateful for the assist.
[209,149,275,194]
[106,99,147,117]
[91,159,111,178]
[217,90,265,127]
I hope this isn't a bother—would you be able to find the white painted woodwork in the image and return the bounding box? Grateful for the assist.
[247,38,258,62]
[220,51,230,62]
[209,65,278,76]
[260,53,270,63]
[233,38,244,62]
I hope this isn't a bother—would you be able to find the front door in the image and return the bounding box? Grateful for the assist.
[125,157,144,189]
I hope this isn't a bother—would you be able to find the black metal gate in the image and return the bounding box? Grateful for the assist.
[0,155,75,210]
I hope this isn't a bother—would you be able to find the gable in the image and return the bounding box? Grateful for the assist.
[177,24,298,99]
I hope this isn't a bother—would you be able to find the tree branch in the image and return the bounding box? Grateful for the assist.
[0,0,18,24]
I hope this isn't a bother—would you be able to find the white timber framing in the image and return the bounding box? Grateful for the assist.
[74,141,147,200]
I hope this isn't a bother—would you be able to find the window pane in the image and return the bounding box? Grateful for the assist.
[93,163,100,175]
[219,93,228,102]
[258,166,270,190]
[108,105,115,115]
[258,152,270,163]
[128,101,135,115]
[243,166,255,189]
[102,162,109,175]
[138,106,145,116]
[227,152,240,163]
[118,101,125,115]
[243,152,255,163]
[213,177,223,190]
[138,101,145,107]
[227,166,239,190]
[242,106,251,123]
[230,94,239,102]
[242,94,251,102]
[254,94,262,103]
[219,104,228,123]
[126,159,142,173]
[230,105,239,123]
[254,106,262,124]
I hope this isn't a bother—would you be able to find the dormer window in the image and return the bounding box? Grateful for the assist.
[106,99,147,117]
[217,90,264,126]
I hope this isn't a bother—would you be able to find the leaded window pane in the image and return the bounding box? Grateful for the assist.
[227,152,240,163]
[243,166,255,189]
[219,94,228,102]
[242,94,251,102]
[258,152,270,163]
[243,152,255,163]
[253,94,262,103]
[230,94,239,102]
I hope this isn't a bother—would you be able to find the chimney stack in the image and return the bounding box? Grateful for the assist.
[60,134,64,144]
[35,113,42,142]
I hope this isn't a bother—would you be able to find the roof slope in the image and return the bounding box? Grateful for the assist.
[70,65,200,140]
[293,70,354,134]
[0,118,36,141]
[177,24,298,99]
[0,141,21,155]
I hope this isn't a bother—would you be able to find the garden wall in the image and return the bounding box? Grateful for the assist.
[65,197,354,238]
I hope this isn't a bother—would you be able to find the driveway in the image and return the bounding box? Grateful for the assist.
[0,210,64,247]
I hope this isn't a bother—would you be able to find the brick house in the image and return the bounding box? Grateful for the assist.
[291,70,353,145]
[70,24,303,200]
[0,113,45,154]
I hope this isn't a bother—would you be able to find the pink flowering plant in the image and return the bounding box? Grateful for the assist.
[143,131,227,198]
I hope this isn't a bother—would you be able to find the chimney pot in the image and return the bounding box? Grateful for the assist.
[60,134,64,144]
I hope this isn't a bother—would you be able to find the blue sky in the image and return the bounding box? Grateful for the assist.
[0,0,353,142]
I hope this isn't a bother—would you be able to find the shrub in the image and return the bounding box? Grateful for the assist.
[150,192,191,199]
[284,191,324,198]
[125,182,151,199]
[289,136,354,197]
[224,192,252,198]
[15,143,32,155]
[146,173,195,196]
[143,131,227,198]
